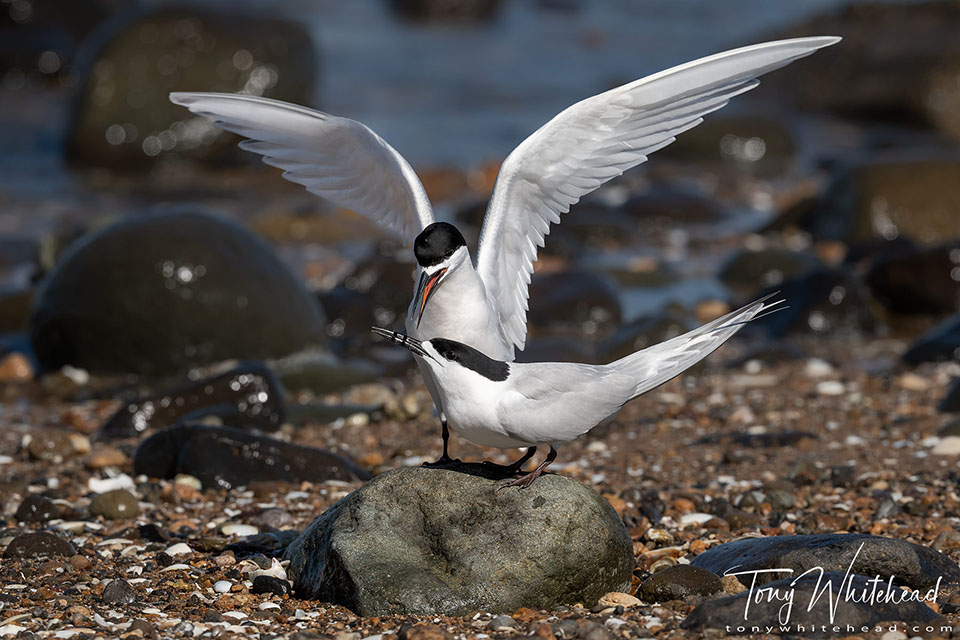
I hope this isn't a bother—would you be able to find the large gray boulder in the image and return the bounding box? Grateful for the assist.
[284,466,634,616]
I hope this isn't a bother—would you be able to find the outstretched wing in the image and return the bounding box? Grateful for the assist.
[475,36,840,354]
[169,92,434,240]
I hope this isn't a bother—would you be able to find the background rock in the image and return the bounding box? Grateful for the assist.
[30,207,327,377]
[65,7,316,169]
[133,424,370,489]
[99,361,286,439]
[691,533,960,590]
[902,314,960,365]
[683,572,942,631]
[865,241,960,314]
[284,466,634,616]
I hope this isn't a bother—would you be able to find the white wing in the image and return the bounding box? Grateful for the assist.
[475,36,840,354]
[169,92,434,240]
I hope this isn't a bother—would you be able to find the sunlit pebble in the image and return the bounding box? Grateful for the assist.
[37,50,61,74]
[327,319,345,337]
[807,310,828,333]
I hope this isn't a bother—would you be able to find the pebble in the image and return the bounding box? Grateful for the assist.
[89,489,139,520]
[69,555,92,571]
[87,474,135,493]
[815,380,845,396]
[85,445,128,469]
[488,615,516,630]
[597,591,642,608]
[14,494,58,523]
[26,430,76,462]
[880,631,907,640]
[164,542,192,556]
[101,578,137,604]
[3,531,76,558]
[803,358,835,378]
[221,523,259,537]
[0,352,32,382]
[932,436,960,456]
[213,580,232,594]
[251,575,292,596]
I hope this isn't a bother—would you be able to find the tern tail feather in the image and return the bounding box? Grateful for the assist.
[611,293,781,401]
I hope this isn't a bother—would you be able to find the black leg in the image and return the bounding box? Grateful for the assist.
[423,418,461,467]
[502,446,557,489]
[481,446,537,474]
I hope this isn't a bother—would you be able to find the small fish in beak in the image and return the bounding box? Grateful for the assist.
[414,267,447,328]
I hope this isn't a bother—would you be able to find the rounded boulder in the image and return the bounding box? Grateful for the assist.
[284,465,634,616]
[30,206,326,377]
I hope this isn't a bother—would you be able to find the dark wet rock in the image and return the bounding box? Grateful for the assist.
[3,531,77,558]
[31,207,327,377]
[284,466,633,616]
[865,241,960,314]
[89,489,139,520]
[133,424,370,490]
[903,314,960,365]
[940,380,960,413]
[763,1,960,141]
[621,185,729,226]
[527,271,622,335]
[14,495,58,524]
[595,312,687,363]
[0,284,33,334]
[683,572,941,632]
[750,269,877,337]
[252,575,292,596]
[271,349,384,395]
[830,464,856,488]
[780,157,960,246]
[692,533,960,590]
[227,530,300,559]
[658,115,796,175]
[66,7,315,169]
[719,249,820,294]
[621,487,665,525]
[99,361,285,439]
[638,565,722,603]
[388,0,501,23]
[101,578,137,604]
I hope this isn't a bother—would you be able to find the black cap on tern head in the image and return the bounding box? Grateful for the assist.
[414,222,466,268]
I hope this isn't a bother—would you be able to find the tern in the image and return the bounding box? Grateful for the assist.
[372,293,783,488]
[169,36,838,463]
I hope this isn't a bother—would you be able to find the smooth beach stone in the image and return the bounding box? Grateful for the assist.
[3,531,77,559]
[638,565,723,603]
[691,533,960,590]
[284,465,634,616]
[30,206,327,377]
[682,572,942,632]
[89,489,139,520]
[99,361,286,439]
[133,424,370,490]
[65,7,315,169]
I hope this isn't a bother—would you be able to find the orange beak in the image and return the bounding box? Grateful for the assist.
[415,267,447,328]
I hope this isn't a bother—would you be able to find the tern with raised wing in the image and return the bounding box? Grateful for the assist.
[170,36,838,464]
[372,294,783,487]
